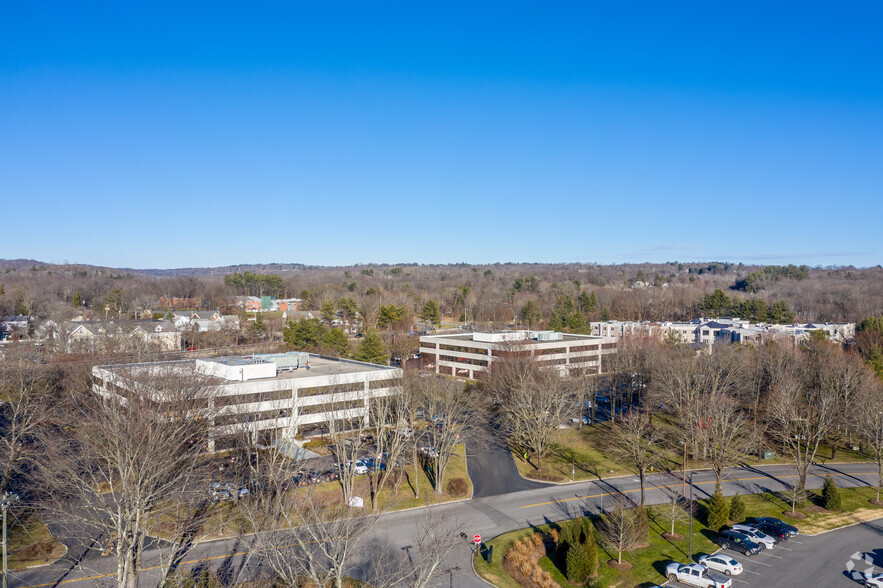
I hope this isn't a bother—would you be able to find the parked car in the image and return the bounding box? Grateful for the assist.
[346,461,368,475]
[664,562,732,587]
[730,524,777,549]
[715,530,760,556]
[749,516,799,538]
[570,416,591,425]
[752,521,790,542]
[864,572,883,587]
[396,427,414,438]
[359,457,386,471]
[419,446,440,459]
[697,554,743,576]
[208,483,231,502]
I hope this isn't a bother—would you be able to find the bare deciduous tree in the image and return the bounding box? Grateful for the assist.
[412,374,483,493]
[852,378,883,502]
[39,362,213,588]
[598,500,643,565]
[485,349,572,469]
[608,410,661,505]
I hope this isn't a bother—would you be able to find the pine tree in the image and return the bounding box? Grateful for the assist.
[354,330,390,365]
[580,518,599,577]
[251,312,266,336]
[566,541,591,584]
[822,475,842,511]
[323,328,351,357]
[729,493,746,523]
[707,487,730,531]
[72,290,83,308]
[419,299,442,327]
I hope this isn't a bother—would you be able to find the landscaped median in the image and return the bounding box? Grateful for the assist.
[473,485,883,587]
[512,419,874,484]
[7,512,66,570]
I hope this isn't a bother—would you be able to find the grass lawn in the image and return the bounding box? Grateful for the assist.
[7,512,66,570]
[473,509,717,588]
[475,486,883,587]
[512,417,874,484]
[155,445,472,541]
[730,485,883,535]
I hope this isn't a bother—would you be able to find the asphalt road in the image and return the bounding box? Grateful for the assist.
[10,462,881,588]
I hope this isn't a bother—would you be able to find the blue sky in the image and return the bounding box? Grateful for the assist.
[2,2,881,268]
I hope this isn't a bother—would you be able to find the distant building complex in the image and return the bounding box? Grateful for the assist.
[590,318,855,346]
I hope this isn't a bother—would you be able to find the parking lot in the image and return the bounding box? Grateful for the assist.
[665,520,883,587]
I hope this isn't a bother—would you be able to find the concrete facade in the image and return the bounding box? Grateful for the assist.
[92,352,402,451]
[418,330,617,379]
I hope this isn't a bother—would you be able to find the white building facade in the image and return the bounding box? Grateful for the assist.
[93,352,402,451]
[419,330,617,379]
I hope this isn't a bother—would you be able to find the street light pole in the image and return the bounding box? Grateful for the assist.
[1,493,17,588]
[688,473,694,561]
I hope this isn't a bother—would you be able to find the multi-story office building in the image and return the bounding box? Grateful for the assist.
[92,352,402,451]
[418,330,617,379]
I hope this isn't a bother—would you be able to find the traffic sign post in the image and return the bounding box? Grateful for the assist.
[473,534,481,545]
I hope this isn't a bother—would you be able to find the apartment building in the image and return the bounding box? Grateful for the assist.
[92,352,402,451]
[418,330,617,379]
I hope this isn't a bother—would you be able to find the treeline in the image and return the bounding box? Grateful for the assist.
[699,289,795,323]
[733,264,810,293]
[2,261,882,332]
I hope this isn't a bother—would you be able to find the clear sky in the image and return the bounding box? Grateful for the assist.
[2,2,881,269]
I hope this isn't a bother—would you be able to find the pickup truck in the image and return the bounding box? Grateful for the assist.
[665,563,732,588]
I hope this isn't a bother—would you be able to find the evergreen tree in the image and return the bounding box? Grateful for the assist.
[72,290,83,308]
[354,331,389,365]
[547,309,565,331]
[520,300,541,328]
[283,318,327,349]
[707,487,730,531]
[320,299,337,323]
[600,307,611,321]
[822,474,842,511]
[323,328,351,357]
[580,518,599,577]
[251,312,267,336]
[419,299,442,327]
[566,541,591,584]
[729,493,746,523]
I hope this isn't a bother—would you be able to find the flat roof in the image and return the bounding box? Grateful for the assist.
[98,354,396,384]
[421,332,610,343]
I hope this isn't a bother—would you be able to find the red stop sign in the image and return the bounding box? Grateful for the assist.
[473,534,481,544]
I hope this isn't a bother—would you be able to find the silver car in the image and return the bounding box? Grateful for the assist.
[730,524,777,549]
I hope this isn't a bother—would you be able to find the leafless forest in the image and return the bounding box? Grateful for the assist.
[1,259,882,327]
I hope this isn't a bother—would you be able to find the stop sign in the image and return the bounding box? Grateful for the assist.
[473,534,481,544]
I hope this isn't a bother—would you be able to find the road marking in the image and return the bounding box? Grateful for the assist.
[20,537,333,587]
[520,471,876,508]
[744,560,772,567]
[745,570,761,574]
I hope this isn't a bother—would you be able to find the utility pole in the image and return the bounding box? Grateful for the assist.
[1,493,18,588]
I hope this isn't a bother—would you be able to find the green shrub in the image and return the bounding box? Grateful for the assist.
[729,493,746,523]
[566,541,591,583]
[822,475,842,511]
[707,487,730,531]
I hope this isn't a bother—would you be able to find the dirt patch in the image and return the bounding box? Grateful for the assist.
[12,540,66,564]
[803,504,828,514]
[869,500,883,506]
[607,559,633,571]
[527,470,566,482]
[662,532,685,541]
[782,510,807,519]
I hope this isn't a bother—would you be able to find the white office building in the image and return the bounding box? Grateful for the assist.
[419,330,617,379]
[92,352,402,451]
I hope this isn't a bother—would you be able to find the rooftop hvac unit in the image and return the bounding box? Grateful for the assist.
[533,331,563,341]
